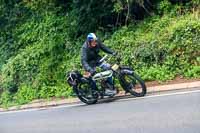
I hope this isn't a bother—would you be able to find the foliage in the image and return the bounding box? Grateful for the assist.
[0,91,13,108]
[105,14,200,81]
[14,85,38,105]
[38,84,73,99]
[0,13,72,93]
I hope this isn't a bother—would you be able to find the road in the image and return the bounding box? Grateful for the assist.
[0,89,200,133]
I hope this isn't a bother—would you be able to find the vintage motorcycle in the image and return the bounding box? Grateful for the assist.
[67,54,146,104]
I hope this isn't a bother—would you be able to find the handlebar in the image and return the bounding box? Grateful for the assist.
[99,53,121,64]
[99,54,108,63]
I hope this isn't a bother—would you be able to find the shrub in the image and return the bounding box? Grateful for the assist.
[105,14,200,81]
[14,85,38,105]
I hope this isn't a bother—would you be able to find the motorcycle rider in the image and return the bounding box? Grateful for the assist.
[81,33,117,96]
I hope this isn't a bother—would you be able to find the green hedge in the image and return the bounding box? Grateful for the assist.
[104,14,200,81]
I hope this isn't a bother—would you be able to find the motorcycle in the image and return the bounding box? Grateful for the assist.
[67,54,146,104]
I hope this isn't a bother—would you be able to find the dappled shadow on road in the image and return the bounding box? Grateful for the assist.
[73,94,138,108]
[97,94,136,104]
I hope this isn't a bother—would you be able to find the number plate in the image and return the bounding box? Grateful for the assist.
[112,64,119,71]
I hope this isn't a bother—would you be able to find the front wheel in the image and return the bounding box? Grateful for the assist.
[119,71,146,97]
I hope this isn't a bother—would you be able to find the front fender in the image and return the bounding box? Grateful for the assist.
[120,66,134,75]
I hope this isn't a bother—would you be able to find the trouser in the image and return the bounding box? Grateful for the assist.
[89,62,113,91]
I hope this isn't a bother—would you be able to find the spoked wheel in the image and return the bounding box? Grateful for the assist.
[74,81,98,104]
[120,72,146,97]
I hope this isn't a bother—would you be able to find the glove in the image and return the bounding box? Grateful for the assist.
[90,70,96,76]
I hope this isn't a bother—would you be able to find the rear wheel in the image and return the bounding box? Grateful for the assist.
[73,81,98,104]
[120,72,146,97]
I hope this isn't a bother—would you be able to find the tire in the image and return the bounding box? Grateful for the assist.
[120,71,146,97]
[73,81,98,105]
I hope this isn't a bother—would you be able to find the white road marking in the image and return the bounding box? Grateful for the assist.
[119,89,200,102]
[0,89,200,115]
[0,108,40,115]
[0,103,84,115]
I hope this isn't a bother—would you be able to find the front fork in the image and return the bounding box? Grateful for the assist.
[118,67,134,93]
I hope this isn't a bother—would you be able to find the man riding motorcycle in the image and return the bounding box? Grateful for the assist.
[81,33,117,96]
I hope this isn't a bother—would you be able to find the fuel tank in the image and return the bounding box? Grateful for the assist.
[92,70,113,81]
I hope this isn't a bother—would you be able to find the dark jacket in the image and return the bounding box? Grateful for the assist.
[81,40,114,73]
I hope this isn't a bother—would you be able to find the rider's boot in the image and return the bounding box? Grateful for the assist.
[104,82,117,96]
[104,89,117,96]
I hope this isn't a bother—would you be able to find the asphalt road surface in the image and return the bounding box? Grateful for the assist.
[0,89,200,133]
